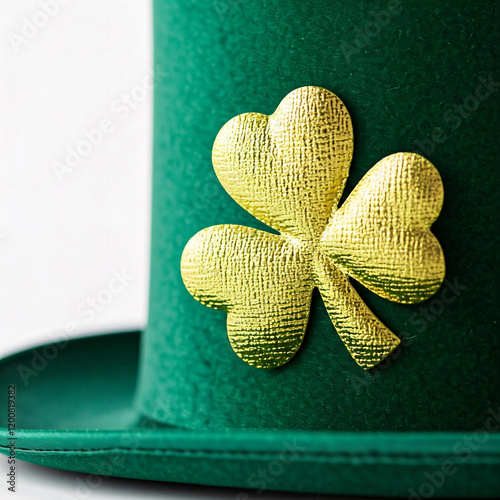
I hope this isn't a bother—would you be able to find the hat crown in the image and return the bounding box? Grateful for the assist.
[135,0,499,431]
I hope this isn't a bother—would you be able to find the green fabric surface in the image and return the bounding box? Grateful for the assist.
[3,429,500,498]
[0,333,140,431]
[137,0,500,431]
[1,332,500,497]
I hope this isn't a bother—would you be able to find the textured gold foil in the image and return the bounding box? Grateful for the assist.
[181,86,445,370]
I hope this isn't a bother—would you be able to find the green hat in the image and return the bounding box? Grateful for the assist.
[2,0,500,497]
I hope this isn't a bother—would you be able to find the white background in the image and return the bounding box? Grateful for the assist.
[0,0,151,359]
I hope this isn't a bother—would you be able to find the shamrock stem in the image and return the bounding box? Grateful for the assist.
[315,253,400,370]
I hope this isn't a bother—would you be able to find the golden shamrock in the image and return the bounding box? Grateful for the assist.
[181,86,445,370]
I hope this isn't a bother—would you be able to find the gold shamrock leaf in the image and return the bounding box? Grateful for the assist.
[181,86,445,370]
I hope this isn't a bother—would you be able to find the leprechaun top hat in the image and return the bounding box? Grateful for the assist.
[1,0,499,497]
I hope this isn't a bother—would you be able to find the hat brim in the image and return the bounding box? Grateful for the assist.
[1,332,499,498]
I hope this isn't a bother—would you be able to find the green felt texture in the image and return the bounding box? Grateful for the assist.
[137,0,500,431]
[0,333,140,431]
[1,333,500,497]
